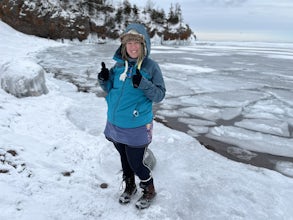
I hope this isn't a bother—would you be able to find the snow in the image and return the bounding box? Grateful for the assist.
[1,20,293,219]
[0,20,59,98]
[0,59,49,97]
[207,126,293,157]
[235,118,290,137]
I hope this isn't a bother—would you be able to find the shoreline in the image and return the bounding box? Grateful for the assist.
[154,115,293,178]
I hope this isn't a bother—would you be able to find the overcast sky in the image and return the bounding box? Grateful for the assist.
[115,0,293,42]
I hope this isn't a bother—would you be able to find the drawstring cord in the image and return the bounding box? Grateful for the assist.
[137,59,143,70]
[119,60,128,81]
[119,59,143,82]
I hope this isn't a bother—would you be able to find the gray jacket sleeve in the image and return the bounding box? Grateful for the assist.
[139,60,166,103]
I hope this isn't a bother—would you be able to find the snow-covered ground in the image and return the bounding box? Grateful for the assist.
[36,34,293,176]
[1,21,293,220]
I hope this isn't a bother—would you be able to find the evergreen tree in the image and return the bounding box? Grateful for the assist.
[150,9,165,25]
[123,0,131,15]
[175,3,182,24]
[132,4,139,21]
[145,0,155,12]
[167,3,179,24]
[115,7,123,24]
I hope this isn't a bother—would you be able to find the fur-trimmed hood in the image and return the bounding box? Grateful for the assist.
[113,23,151,62]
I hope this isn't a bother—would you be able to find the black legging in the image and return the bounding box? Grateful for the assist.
[114,142,152,182]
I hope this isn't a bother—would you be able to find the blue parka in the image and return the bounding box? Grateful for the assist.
[99,23,166,129]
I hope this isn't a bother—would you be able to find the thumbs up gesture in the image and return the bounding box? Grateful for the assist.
[98,62,109,81]
[133,68,142,88]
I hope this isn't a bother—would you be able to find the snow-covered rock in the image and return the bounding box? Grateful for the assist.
[0,58,49,98]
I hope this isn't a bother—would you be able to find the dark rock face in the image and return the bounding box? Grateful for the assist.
[0,0,195,42]
[0,0,90,41]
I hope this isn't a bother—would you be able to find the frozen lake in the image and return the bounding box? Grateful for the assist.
[36,42,293,177]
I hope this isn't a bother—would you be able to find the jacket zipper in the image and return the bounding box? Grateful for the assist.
[112,78,127,124]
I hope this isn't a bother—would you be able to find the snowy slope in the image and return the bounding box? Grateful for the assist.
[1,21,293,220]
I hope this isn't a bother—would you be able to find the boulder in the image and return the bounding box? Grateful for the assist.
[144,148,156,170]
[0,59,49,98]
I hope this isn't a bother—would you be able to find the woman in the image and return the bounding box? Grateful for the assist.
[98,23,166,209]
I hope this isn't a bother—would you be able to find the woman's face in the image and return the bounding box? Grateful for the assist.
[126,40,141,59]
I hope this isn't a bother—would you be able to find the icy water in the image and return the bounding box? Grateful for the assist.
[36,42,293,177]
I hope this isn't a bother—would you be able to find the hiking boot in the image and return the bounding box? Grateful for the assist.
[135,180,156,209]
[119,175,137,204]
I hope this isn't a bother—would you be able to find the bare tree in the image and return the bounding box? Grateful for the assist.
[145,0,155,12]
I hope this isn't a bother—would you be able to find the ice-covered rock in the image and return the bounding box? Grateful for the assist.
[0,58,48,98]
[144,148,156,170]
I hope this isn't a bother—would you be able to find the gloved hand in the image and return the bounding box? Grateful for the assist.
[132,68,142,88]
[98,62,109,81]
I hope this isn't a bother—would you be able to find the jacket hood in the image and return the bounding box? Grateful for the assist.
[113,23,151,62]
[122,23,151,57]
